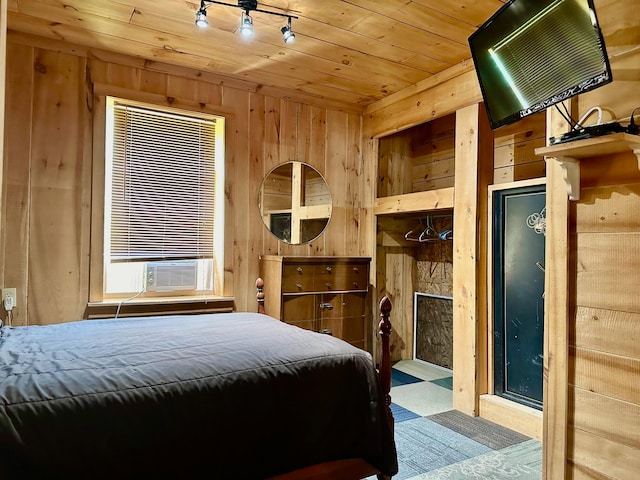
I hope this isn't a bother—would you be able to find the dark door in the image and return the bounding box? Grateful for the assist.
[493,184,545,409]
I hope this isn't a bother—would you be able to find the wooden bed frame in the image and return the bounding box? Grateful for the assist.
[255,278,395,480]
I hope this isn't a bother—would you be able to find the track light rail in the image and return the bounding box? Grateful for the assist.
[196,0,298,43]
[202,0,298,20]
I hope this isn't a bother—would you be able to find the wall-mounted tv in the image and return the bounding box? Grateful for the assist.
[469,0,612,130]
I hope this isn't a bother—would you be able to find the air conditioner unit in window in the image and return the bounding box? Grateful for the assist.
[145,261,198,292]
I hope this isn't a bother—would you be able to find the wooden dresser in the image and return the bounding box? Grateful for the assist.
[259,256,371,350]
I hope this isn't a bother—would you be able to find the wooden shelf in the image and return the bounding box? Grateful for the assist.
[374,187,454,216]
[535,133,640,201]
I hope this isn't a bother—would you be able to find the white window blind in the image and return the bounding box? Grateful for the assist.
[110,103,217,262]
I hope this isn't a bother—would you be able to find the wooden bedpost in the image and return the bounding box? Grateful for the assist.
[378,295,393,433]
[256,277,265,314]
[377,295,394,480]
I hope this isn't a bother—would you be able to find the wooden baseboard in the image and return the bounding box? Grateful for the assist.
[479,394,543,440]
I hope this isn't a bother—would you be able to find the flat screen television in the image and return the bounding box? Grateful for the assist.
[469,0,612,130]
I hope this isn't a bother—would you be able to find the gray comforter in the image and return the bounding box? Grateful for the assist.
[0,312,397,479]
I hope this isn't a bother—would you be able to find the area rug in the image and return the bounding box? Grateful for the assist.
[409,439,542,480]
[426,410,531,450]
[388,417,493,480]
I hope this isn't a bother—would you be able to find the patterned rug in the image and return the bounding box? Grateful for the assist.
[389,418,541,480]
[374,363,542,480]
[409,439,542,480]
[426,410,531,450]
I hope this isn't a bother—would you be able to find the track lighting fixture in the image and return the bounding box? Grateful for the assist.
[195,8,208,29]
[281,17,295,44]
[239,10,254,37]
[195,0,298,43]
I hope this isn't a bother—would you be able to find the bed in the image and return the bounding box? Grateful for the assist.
[0,278,397,479]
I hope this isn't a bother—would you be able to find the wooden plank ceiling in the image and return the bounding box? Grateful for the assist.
[6,0,506,110]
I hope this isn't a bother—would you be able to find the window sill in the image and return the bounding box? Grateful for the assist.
[86,296,235,319]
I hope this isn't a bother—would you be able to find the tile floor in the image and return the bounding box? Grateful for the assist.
[375,360,542,480]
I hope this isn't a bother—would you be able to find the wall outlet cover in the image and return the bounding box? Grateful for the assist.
[2,288,17,309]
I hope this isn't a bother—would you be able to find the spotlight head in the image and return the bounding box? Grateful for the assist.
[195,9,208,28]
[281,19,295,44]
[239,11,254,37]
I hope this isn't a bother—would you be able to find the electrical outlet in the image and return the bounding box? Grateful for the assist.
[2,288,17,310]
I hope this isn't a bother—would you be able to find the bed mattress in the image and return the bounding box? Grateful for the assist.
[0,312,396,479]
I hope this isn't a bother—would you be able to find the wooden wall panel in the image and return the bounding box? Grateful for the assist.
[542,102,574,480]
[568,428,640,480]
[28,49,91,324]
[575,184,640,233]
[452,103,493,416]
[564,158,640,479]
[223,87,251,309]
[0,0,6,290]
[2,36,366,324]
[570,387,640,451]
[493,112,546,184]
[575,232,640,312]
[573,306,639,359]
[261,95,282,257]
[2,41,32,325]
[382,247,415,361]
[570,346,640,405]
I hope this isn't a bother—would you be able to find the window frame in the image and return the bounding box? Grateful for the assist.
[90,96,226,302]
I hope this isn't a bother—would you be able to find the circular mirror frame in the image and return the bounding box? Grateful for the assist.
[259,161,332,244]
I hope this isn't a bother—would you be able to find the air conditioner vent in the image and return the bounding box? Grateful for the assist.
[145,261,198,292]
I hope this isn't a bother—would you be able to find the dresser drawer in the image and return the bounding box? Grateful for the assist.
[313,263,368,291]
[259,255,371,351]
[281,263,314,293]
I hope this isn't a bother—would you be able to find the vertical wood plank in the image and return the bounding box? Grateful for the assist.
[29,49,89,324]
[222,87,250,310]
[277,99,299,257]
[542,110,572,480]
[308,105,328,256]
[296,103,313,256]
[248,92,265,301]
[262,96,281,256]
[452,103,483,416]
[0,0,7,289]
[324,109,348,256]
[2,42,33,325]
[362,136,378,355]
[89,95,106,303]
[345,112,362,256]
[541,99,576,479]
[475,105,493,398]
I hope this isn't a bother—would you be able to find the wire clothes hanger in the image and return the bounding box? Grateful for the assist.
[404,220,424,242]
[403,215,453,242]
[418,216,439,242]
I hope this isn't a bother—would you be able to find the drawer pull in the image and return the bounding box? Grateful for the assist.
[325,266,332,272]
[325,283,332,289]
[353,282,359,288]
[319,303,333,310]
[296,283,303,289]
[296,266,303,273]
[353,267,359,272]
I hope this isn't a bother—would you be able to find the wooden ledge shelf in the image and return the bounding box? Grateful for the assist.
[86,296,235,319]
[374,187,454,215]
[535,133,640,201]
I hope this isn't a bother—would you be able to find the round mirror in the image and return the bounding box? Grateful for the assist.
[259,162,332,244]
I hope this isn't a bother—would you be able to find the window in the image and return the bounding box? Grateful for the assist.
[102,97,225,298]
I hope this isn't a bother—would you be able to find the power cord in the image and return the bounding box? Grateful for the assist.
[114,288,146,320]
[574,106,603,130]
[628,107,640,135]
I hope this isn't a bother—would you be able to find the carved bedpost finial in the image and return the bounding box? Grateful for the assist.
[256,277,265,314]
[378,295,393,434]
